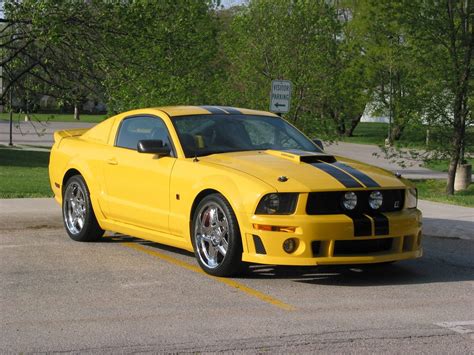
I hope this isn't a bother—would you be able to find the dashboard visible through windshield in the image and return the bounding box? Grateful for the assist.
[172,114,321,157]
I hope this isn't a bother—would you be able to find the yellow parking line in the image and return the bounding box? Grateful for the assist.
[122,242,295,311]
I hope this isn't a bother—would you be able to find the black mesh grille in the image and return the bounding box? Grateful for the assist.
[333,238,393,256]
[306,189,405,215]
[311,241,322,256]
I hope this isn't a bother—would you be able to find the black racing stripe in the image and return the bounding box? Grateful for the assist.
[200,106,227,114]
[371,213,389,235]
[332,162,380,188]
[218,106,241,114]
[346,213,372,237]
[252,235,267,254]
[310,162,363,188]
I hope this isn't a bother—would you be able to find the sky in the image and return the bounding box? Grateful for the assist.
[220,0,246,8]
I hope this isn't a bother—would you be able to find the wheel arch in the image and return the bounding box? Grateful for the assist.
[189,188,221,227]
[188,185,250,252]
[62,168,82,196]
[60,163,106,225]
[189,188,245,276]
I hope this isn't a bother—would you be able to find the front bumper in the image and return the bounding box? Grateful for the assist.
[241,208,422,266]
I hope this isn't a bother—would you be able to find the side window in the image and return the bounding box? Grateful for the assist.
[116,116,170,150]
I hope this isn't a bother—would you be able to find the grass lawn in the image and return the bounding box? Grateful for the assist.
[411,179,474,207]
[424,158,474,172]
[0,149,53,198]
[0,112,107,123]
[343,122,426,147]
[343,122,474,152]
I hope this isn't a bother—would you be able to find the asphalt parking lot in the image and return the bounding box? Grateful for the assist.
[1,199,473,353]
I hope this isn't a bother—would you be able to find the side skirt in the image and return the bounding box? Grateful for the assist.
[99,219,194,252]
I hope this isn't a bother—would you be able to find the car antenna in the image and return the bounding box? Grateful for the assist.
[193,154,199,162]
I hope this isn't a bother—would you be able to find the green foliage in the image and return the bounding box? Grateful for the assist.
[2,0,115,110]
[102,1,221,112]
[350,1,430,141]
[2,1,222,115]
[218,0,371,138]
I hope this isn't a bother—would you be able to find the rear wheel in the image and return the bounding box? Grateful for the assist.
[62,175,104,242]
[192,193,244,276]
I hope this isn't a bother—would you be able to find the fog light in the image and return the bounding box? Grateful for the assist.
[283,238,297,253]
[369,190,383,210]
[342,191,357,210]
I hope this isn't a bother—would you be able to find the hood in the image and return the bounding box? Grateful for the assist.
[200,149,407,192]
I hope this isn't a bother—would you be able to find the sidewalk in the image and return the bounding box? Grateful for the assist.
[418,200,474,240]
[0,119,94,147]
[0,198,472,240]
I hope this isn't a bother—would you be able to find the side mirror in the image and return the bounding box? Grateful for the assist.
[312,138,324,150]
[137,140,171,156]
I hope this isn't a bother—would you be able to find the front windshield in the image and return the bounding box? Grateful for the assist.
[172,114,322,157]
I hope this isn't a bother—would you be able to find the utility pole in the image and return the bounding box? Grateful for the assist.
[388,64,393,145]
[9,87,13,146]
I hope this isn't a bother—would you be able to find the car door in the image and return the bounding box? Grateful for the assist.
[102,115,176,233]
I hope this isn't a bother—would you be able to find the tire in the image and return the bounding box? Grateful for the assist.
[62,175,104,242]
[191,193,244,277]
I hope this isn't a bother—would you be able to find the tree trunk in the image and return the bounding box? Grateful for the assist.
[391,124,405,141]
[337,120,346,135]
[344,115,363,137]
[445,0,473,195]
[446,140,461,195]
[74,104,80,120]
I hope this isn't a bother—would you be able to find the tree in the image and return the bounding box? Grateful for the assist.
[399,0,473,195]
[351,0,427,142]
[219,0,371,138]
[1,0,116,118]
[1,1,222,120]
[101,0,221,113]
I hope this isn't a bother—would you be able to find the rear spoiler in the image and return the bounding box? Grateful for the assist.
[53,128,89,145]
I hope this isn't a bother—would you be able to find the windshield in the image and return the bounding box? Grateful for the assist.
[172,114,322,157]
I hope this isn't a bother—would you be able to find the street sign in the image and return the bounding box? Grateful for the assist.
[270,80,292,114]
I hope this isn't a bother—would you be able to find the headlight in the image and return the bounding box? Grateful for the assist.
[256,193,298,214]
[369,190,383,210]
[406,188,417,209]
[342,191,357,210]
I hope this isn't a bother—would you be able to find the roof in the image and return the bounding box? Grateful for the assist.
[154,105,279,118]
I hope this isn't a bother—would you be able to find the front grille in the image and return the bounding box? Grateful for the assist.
[333,238,393,256]
[311,241,322,256]
[306,189,405,215]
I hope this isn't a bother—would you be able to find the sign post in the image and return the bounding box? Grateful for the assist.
[270,80,292,115]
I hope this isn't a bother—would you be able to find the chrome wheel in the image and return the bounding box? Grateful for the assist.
[63,181,86,235]
[194,202,230,269]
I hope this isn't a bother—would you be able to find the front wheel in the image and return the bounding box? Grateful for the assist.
[62,175,104,242]
[192,193,244,277]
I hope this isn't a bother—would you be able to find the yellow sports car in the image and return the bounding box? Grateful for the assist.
[49,106,422,276]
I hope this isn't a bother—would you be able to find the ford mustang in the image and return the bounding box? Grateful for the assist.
[49,106,422,276]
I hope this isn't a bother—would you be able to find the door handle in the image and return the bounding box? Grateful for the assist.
[107,158,118,165]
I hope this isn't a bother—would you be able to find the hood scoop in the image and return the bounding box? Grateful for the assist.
[265,149,336,164]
